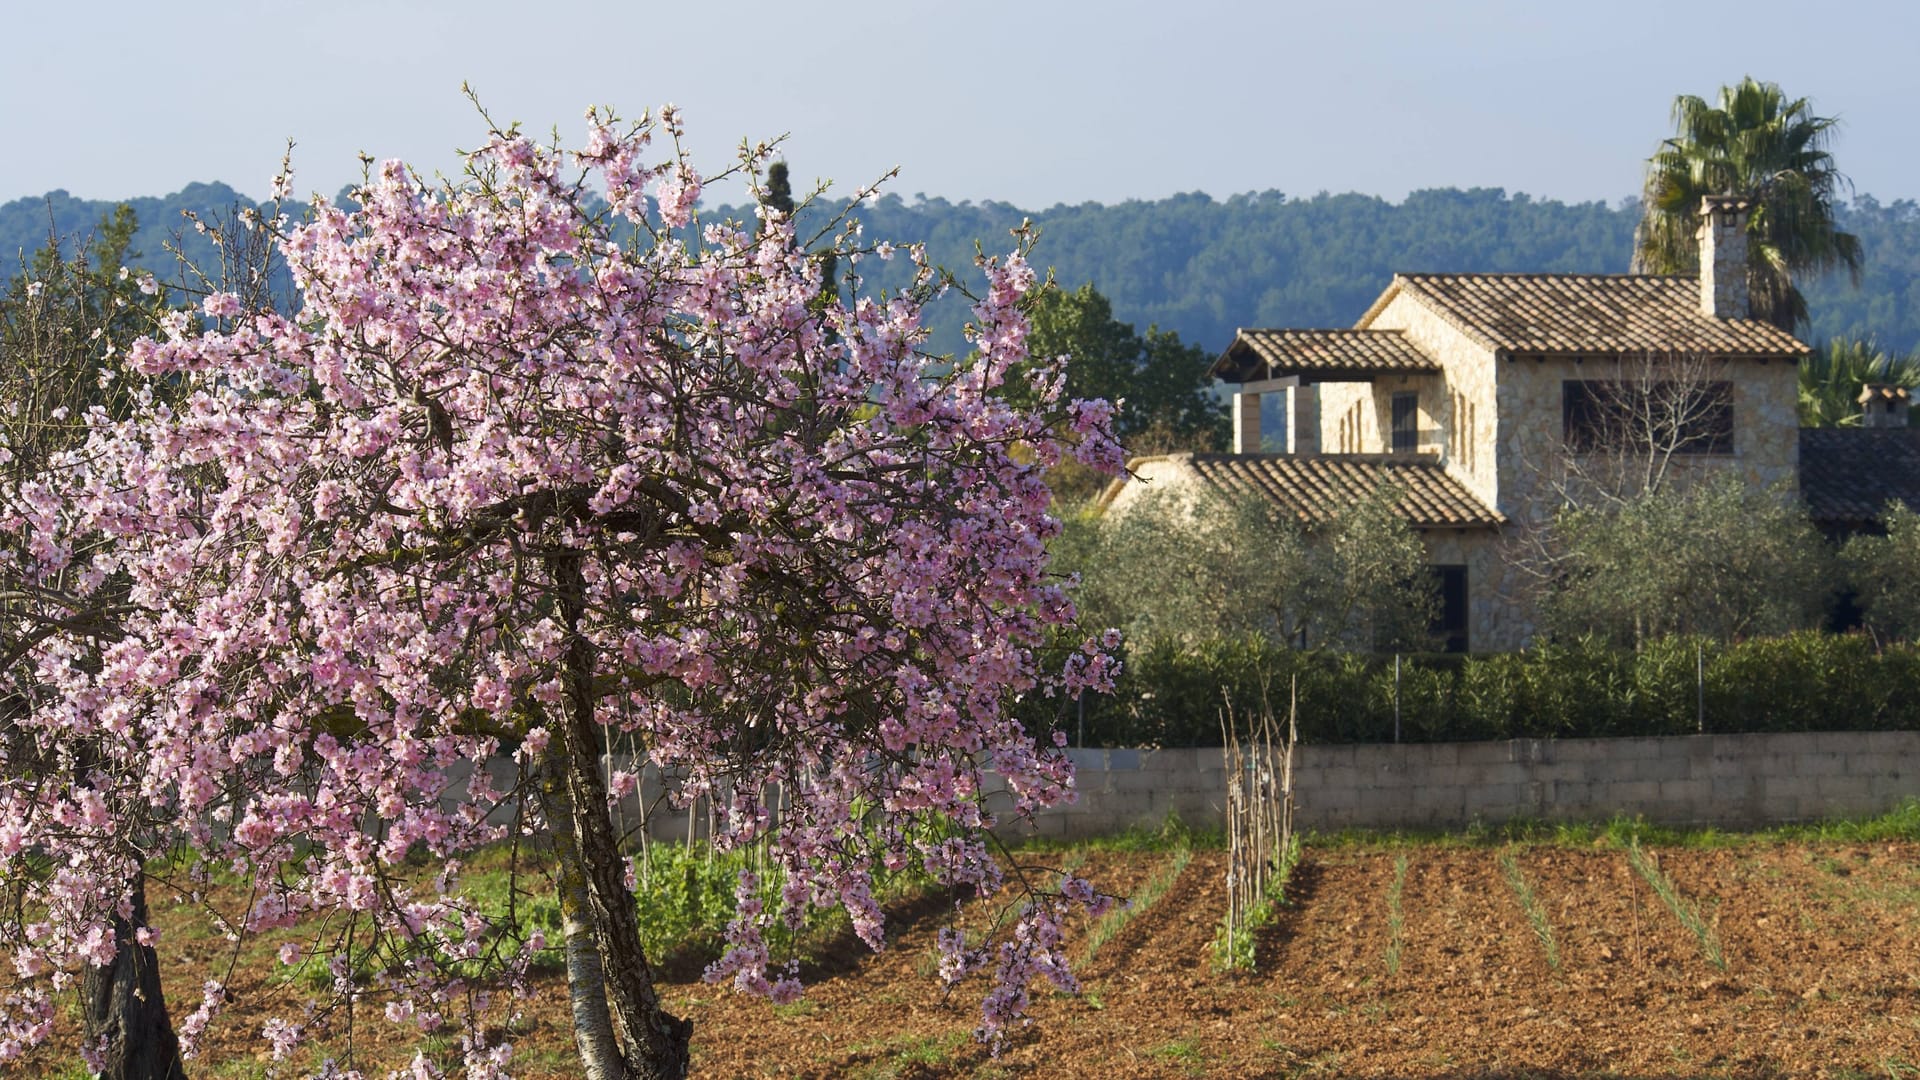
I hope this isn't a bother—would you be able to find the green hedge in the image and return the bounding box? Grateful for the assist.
[1068,631,1920,747]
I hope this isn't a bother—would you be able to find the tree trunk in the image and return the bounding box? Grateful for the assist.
[80,877,186,1080]
[541,553,691,1080]
[68,728,186,1080]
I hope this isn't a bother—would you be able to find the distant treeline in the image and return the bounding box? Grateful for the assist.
[6,182,1918,357]
[0,182,250,293]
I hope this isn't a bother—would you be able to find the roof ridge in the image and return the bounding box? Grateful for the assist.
[1385,276,1503,353]
[1395,271,1689,281]
[1386,273,1806,356]
[1242,327,1410,335]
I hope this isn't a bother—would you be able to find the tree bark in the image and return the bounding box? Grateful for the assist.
[541,553,691,1080]
[80,876,186,1080]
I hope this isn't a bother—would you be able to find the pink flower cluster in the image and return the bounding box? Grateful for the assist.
[0,104,1123,1073]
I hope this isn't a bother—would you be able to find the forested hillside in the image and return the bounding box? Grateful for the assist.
[5,183,1917,357]
[0,182,247,289]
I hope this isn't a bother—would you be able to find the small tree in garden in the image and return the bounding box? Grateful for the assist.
[0,105,1122,1080]
[1543,351,1744,506]
[1063,485,1435,651]
[1539,476,1832,647]
[1844,503,1920,641]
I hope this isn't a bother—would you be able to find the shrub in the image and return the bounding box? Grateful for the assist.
[1075,630,1920,746]
[1844,503,1920,642]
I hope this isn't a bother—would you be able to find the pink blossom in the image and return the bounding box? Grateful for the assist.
[0,103,1123,1070]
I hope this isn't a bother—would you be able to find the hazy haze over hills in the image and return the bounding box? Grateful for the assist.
[5,182,1915,359]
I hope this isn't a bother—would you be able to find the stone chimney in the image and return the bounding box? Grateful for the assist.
[1696,195,1752,319]
[1859,384,1912,428]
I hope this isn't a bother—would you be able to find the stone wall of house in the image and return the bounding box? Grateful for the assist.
[1381,302,1798,652]
[981,732,1920,840]
[1320,373,1447,457]
[1358,290,1502,509]
[1736,359,1803,487]
[1343,291,1527,649]
[1100,455,1193,518]
[1421,528,1532,652]
[1318,381,1374,454]
[1492,354,1800,522]
[1208,292,1801,656]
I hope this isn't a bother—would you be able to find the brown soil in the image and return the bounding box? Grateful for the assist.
[24,842,1920,1078]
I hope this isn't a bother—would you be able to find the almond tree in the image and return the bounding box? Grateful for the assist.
[0,208,189,1079]
[0,107,1121,1079]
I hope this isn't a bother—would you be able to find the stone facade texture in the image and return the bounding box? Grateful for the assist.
[1359,290,1503,507]
[1699,198,1752,319]
[1192,208,1814,653]
[1289,277,1805,652]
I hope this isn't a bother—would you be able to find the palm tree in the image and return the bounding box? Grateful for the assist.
[1798,338,1920,427]
[1633,77,1862,332]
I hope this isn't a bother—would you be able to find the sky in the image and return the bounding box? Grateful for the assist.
[5,0,1918,211]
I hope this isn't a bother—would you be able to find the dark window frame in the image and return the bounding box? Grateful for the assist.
[1390,391,1419,453]
[1562,379,1734,455]
[1431,564,1469,654]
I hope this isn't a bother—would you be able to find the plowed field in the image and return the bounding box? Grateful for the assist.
[26,841,1920,1078]
[672,844,1920,1079]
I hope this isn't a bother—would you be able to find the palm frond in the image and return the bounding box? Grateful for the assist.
[1634,77,1860,332]
[1799,338,1920,427]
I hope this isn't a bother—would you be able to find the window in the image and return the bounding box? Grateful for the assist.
[1390,392,1419,453]
[1431,565,1469,653]
[1562,380,1733,454]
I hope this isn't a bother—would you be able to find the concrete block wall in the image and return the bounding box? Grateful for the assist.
[990,732,1920,841]
[463,732,1920,844]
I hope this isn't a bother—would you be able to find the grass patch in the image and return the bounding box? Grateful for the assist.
[1213,834,1302,971]
[847,1032,968,1079]
[1765,798,1920,844]
[1020,810,1221,853]
[290,832,948,994]
[1498,847,1560,971]
[1153,1037,1204,1061]
[1308,799,1920,852]
[1383,853,1408,976]
[1627,839,1726,970]
[1152,1035,1208,1076]
[1311,814,1693,851]
[1078,845,1192,966]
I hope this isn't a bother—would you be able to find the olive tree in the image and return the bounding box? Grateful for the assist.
[1062,484,1436,652]
[1843,503,1920,642]
[1541,476,1833,647]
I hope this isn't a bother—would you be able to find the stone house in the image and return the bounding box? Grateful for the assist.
[1106,197,1915,651]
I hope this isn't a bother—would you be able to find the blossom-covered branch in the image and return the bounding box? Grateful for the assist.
[0,105,1122,1079]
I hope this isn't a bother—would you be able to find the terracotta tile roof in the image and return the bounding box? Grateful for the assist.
[1799,427,1920,525]
[1212,329,1440,383]
[1178,453,1504,529]
[1361,274,1809,358]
